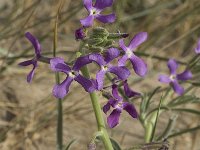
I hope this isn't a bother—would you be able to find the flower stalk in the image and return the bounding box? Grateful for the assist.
[80,65,114,150]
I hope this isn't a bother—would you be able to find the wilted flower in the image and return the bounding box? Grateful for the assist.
[103,84,138,128]
[158,59,192,95]
[50,56,95,98]
[80,0,116,27]
[89,48,130,90]
[194,38,200,54]
[118,32,148,77]
[18,32,41,83]
[123,80,140,98]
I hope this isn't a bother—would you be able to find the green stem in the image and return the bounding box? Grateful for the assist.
[80,65,113,150]
[54,3,63,150]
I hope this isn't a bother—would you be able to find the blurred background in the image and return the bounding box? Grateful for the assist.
[0,0,200,149]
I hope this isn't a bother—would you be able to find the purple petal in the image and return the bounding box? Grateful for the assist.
[25,32,41,56]
[118,55,129,66]
[112,84,123,101]
[50,57,71,74]
[96,13,116,23]
[104,48,120,63]
[109,66,130,80]
[72,55,92,71]
[53,77,73,99]
[177,70,192,81]
[158,74,171,83]
[80,15,94,27]
[119,39,127,51]
[123,102,138,118]
[128,32,148,50]
[194,39,200,54]
[74,75,95,93]
[167,59,178,75]
[103,102,111,114]
[96,70,106,90]
[18,59,33,66]
[94,0,114,9]
[171,80,184,95]
[83,0,92,12]
[129,55,147,77]
[123,80,141,98]
[89,53,106,66]
[107,109,121,128]
[27,62,37,83]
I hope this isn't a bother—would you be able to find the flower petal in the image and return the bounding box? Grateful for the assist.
[74,75,95,93]
[72,55,92,71]
[129,55,147,77]
[107,109,121,128]
[80,15,94,27]
[94,0,114,9]
[118,55,129,66]
[53,77,73,99]
[158,74,171,83]
[128,32,148,50]
[96,70,106,90]
[112,84,123,101]
[123,80,141,98]
[18,59,33,66]
[25,32,41,56]
[103,102,111,114]
[109,66,130,80]
[104,48,120,63]
[96,13,116,23]
[194,39,200,54]
[50,57,71,74]
[119,39,127,51]
[83,0,92,12]
[123,102,138,118]
[171,80,184,95]
[177,70,192,81]
[167,59,178,75]
[27,62,37,83]
[89,53,106,66]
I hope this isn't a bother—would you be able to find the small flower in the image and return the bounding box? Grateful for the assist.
[50,56,95,98]
[103,84,138,128]
[18,32,41,83]
[80,0,116,27]
[194,38,200,54]
[158,59,192,95]
[118,32,148,77]
[75,27,86,40]
[123,80,140,98]
[89,48,130,90]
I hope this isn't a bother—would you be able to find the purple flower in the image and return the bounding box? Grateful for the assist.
[103,84,138,128]
[123,80,140,98]
[18,32,41,83]
[80,0,116,27]
[89,48,130,90]
[75,27,86,40]
[50,56,95,98]
[158,59,192,95]
[118,32,148,77]
[194,38,200,54]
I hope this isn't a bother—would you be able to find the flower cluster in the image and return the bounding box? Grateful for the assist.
[19,0,195,128]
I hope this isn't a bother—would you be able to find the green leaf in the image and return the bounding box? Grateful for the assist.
[64,139,76,150]
[110,138,121,150]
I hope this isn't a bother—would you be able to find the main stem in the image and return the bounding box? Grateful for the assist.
[80,63,113,150]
